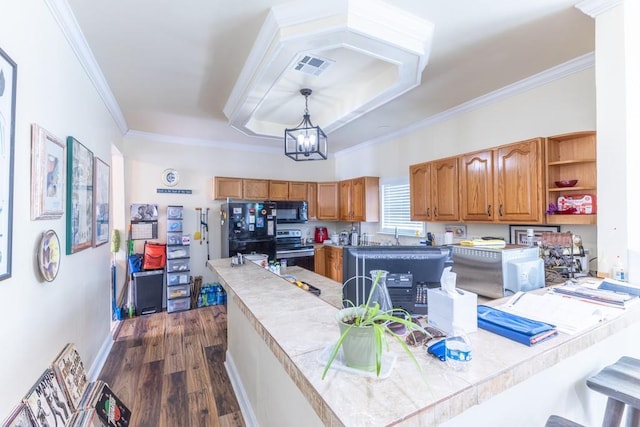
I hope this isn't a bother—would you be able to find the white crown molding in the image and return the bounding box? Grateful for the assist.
[44,0,128,134]
[575,0,623,18]
[125,130,282,154]
[335,52,596,158]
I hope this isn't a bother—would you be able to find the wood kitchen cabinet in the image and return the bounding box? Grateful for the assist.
[410,162,432,221]
[306,182,317,220]
[317,182,339,220]
[243,179,270,200]
[288,181,308,201]
[268,180,289,200]
[495,138,544,223]
[324,245,343,283]
[213,177,243,200]
[409,158,458,222]
[460,150,494,221]
[545,131,597,225]
[459,138,544,223]
[314,245,325,276]
[339,176,379,222]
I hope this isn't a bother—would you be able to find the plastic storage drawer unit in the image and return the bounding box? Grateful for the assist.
[167,258,189,272]
[167,284,190,299]
[167,297,191,313]
[167,272,190,286]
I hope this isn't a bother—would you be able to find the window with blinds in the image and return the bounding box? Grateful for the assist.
[380,180,424,236]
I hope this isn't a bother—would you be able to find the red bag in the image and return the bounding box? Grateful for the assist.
[143,242,166,270]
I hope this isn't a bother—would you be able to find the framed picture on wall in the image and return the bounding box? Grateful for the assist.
[30,124,65,220]
[509,225,560,245]
[0,46,17,281]
[66,136,94,254]
[93,156,110,247]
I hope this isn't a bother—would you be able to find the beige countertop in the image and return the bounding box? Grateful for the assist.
[208,258,640,426]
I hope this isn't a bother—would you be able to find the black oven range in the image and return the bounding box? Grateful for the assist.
[275,229,315,272]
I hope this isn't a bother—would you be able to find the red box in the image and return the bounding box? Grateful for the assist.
[557,194,597,214]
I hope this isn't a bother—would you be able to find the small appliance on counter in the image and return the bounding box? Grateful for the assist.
[314,226,328,243]
[451,245,544,299]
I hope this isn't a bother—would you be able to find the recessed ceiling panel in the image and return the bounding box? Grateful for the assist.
[224,0,434,139]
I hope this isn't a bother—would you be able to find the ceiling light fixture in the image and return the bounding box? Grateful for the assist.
[284,88,327,161]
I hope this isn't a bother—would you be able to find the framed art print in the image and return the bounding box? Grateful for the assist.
[509,225,560,245]
[0,46,16,281]
[66,136,94,254]
[93,156,110,247]
[31,124,65,220]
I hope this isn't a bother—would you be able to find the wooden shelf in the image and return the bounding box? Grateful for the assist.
[545,131,597,225]
[546,214,597,225]
[547,159,596,166]
[548,186,596,193]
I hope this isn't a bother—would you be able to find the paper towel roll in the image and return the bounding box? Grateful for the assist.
[444,231,453,245]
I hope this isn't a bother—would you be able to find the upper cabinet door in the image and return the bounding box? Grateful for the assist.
[317,182,339,221]
[268,180,289,200]
[213,177,243,200]
[243,179,269,200]
[288,181,308,201]
[495,138,544,223]
[339,180,353,220]
[409,163,432,221]
[460,150,494,221]
[431,157,459,222]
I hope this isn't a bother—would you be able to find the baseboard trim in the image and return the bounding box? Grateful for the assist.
[87,332,114,382]
[225,351,258,427]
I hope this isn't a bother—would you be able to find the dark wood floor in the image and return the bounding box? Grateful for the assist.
[99,305,245,427]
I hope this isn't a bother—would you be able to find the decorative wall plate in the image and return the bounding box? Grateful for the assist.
[38,229,61,282]
[161,168,179,187]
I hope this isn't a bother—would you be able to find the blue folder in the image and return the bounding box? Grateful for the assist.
[477,305,558,346]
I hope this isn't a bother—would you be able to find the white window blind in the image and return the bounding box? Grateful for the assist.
[380,180,424,236]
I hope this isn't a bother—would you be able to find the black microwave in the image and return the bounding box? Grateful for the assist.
[275,201,308,223]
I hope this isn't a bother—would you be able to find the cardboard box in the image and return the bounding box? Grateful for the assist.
[427,288,478,335]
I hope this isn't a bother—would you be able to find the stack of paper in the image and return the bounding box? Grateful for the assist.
[498,291,622,334]
[459,239,506,248]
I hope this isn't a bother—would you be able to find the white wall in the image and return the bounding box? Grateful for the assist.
[342,69,598,255]
[0,0,123,418]
[121,70,599,278]
[592,2,640,283]
[121,136,337,282]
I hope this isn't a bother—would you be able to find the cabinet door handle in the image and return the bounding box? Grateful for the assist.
[434,207,438,217]
[499,204,504,217]
[426,208,430,217]
[487,205,492,216]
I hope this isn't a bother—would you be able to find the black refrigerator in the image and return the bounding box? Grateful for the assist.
[221,201,277,260]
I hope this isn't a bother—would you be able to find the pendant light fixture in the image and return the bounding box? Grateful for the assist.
[284,88,327,161]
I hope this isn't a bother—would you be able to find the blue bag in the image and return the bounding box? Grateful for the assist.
[128,254,143,274]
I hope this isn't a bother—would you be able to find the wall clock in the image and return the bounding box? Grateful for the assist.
[38,229,61,282]
[161,168,180,187]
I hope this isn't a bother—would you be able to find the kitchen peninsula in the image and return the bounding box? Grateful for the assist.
[207,259,640,426]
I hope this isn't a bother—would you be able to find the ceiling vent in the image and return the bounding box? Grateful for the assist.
[293,55,334,76]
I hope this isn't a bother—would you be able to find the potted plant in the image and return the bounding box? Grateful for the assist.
[321,270,430,379]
